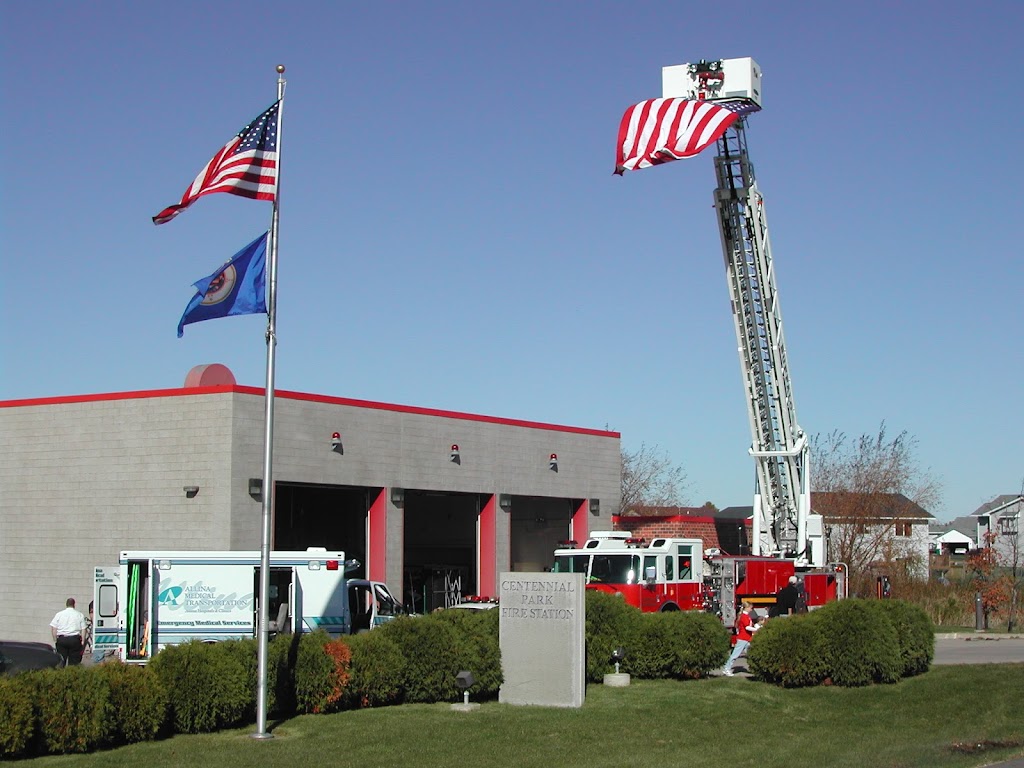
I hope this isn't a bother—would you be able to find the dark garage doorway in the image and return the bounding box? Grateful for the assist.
[403,491,480,613]
[274,483,371,578]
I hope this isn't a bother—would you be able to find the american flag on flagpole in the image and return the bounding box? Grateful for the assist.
[153,101,280,225]
[614,98,760,174]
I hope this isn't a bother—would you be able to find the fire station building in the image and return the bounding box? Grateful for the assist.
[0,364,620,642]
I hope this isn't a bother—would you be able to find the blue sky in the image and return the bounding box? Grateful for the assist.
[3,1,1021,522]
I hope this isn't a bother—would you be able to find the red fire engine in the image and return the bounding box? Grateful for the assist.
[552,531,846,627]
[553,532,705,612]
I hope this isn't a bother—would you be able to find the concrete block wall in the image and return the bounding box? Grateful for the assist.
[258,391,620,501]
[2,385,620,641]
[0,392,237,642]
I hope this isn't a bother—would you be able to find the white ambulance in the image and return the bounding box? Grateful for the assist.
[93,548,401,662]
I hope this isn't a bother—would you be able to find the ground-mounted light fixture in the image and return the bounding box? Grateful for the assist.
[248,478,263,500]
[183,485,199,498]
[605,647,630,687]
[451,670,479,711]
[498,493,512,511]
[390,487,405,506]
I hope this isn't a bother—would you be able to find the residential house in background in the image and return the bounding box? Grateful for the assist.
[812,492,934,579]
[972,494,1024,566]
[929,516,977,583]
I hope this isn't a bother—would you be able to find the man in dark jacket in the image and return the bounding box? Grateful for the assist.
[770,576,799,617]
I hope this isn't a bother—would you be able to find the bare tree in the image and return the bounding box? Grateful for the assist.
[619,443,689,514]
[811,423,942,583]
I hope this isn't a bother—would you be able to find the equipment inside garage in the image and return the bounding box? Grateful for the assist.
[402,490,479,613]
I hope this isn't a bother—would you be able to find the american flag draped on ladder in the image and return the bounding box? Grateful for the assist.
[153,101,281,225]
[614,98,760,174]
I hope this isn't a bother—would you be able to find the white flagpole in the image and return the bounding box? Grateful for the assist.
[253,64,286,740]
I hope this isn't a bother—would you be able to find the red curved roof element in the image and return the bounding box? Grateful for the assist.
[183,364,236,388]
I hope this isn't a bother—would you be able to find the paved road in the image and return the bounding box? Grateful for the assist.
[933,634,1024,665]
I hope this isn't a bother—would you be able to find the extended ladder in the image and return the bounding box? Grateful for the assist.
[712,121,820,567]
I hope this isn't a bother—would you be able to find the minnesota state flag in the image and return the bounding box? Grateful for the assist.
[177,232,268,337]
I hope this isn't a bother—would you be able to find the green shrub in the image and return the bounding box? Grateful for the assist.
[294,631,351,714]
[815,599,902,686]
[747,613,828,687]
[212,637,259,721]
[95,662,168,744]
[148,640,251,733]
[430,607,502,697]
[585,590,641,683]
[268,633,298,716]
[663,611,732,678]
[625,612,678,679]
[0,675,35,758]
[376,616,464,703]
[30,666,112,754]
[341,630,406,708]
[875,600,934,677]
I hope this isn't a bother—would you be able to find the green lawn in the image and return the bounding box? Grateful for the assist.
[23,664,1024,768]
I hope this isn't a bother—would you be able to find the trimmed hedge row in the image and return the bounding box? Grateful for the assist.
[746,598,934,687]
[341,629,406,708]
[584,591,732,681]
[0,663,168,759]
[0,609,505,758]
[370,609,503,705]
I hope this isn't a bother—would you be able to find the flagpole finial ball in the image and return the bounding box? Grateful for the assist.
[276,65,285,74]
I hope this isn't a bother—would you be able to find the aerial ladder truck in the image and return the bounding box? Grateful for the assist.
[661,58,827,571]
[603,58,844,625]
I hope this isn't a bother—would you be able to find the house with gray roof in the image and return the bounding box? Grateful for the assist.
[972,494,1024,566]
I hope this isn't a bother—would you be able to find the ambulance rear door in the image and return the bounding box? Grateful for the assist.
[93,566,121,661]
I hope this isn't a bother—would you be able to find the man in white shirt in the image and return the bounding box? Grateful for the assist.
[49,597,87,666]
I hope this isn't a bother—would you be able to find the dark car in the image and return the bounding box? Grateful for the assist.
[0,641,64,675]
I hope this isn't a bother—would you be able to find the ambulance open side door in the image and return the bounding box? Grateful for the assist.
[257,565,299,637]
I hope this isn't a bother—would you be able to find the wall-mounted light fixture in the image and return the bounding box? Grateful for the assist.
[589,498,600,515]
[183,485,199,498]
[549,453,558,472]
[331,431,343,454]
[248,478,263,500]
[390,487,405,506]
[450,443,461,464]
[498,493,512,511]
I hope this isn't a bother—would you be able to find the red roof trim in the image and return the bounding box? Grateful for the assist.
[0,386,619,438]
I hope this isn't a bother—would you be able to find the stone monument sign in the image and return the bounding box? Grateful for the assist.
[498,572,585,707]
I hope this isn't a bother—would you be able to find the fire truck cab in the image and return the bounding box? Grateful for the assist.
[552,531,705,612]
